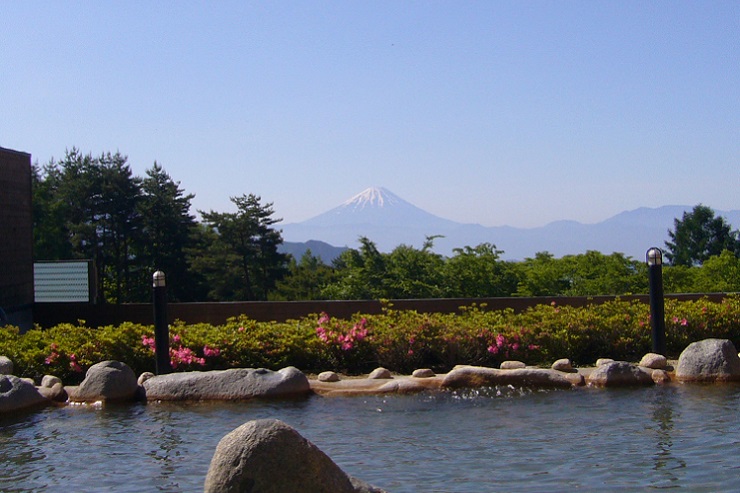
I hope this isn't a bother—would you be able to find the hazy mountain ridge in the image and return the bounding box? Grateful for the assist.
[280,188,740,261]
[279,240,348,263]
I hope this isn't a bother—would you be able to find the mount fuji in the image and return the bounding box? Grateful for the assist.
[279,187,740,261]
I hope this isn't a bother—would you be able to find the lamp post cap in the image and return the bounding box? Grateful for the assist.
[153,270,166,287]
[646,247,663,266]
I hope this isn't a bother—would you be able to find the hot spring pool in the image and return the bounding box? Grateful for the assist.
[2,383,739,492]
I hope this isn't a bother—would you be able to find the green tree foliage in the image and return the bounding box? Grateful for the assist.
[33,149,143,303]
[444,243,519,297]
[95,151,143,303]
[516,252,571,296]
[32,161,74,260]
[517,251,645,296]
[198,194,288,300]
[560,251,646,296]
[661,264,698,294]
[321,237,387,299]
[137,163,199,301]
[692,250,740,293]
[665,204,740,266]
[384,237,446,298]
[271,250,337,300]
[33,149,203,303]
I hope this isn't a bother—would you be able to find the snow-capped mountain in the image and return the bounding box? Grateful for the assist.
[280,187,740,261]
[343,186,400,210]
[296,187,459,229]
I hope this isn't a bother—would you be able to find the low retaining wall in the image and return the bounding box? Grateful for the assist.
[31,293,727,329]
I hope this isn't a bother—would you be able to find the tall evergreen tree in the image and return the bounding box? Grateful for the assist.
[96,151,143,302]
[665,204,740,266]
[32,160,74,260]
[199,194,288,300]
[33,149,143,303]
[137,162,198,301]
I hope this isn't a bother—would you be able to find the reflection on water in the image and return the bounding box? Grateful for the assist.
[649,386,686,488]
[2,384,740,493]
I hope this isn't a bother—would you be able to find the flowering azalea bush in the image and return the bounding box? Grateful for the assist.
[140,332,222,369]
[314,313,375,372]
[1,296,739,382]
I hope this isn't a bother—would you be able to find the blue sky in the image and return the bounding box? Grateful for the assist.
[2,1,738,228]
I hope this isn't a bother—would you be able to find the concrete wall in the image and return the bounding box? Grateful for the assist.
[0,147,34,330]
[32,293,727,329]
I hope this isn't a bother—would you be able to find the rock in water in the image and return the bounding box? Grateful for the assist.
[142,367,310,401]
[500,361,526,370]
[551,358,576,372]
[442,365,580,389]
[676,339,740,382]
[318,371,340,382]
[0,356,13,375]
[70,360,138,402]
[0,374,48,413]
[639,353,667,369]
[586,361,654,387]
[204,418,387,493]
[368,367,392,379]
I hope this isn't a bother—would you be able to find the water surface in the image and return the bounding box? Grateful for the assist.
[2,384,739,492]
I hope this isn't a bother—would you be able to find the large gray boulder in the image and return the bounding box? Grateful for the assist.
[676,339,740,382]
[142,367,310,401]
[0,374,49,413]
[586,361,654,387]
[204,419,387,493]
[69,360,138,403]
[0,356,13,375]
[441,365,582,389]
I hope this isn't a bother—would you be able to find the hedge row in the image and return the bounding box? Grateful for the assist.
[2,296,738,384]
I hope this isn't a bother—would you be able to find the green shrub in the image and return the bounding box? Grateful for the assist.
[1,296,738,382]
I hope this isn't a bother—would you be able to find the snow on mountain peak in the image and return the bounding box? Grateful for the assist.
[342,187,401,210]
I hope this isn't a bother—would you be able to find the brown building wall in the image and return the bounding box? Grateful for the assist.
[0,147,34,329]
[32,293,727,329]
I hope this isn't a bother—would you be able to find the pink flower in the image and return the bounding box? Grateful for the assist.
[495,334,505,348]
[203,345,220,357]
[238,326,246,332]
[142,335,156,350]
[488,345,499,354]
[170,346,205,368]
[316,326,330,342]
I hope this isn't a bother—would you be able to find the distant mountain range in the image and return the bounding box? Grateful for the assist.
[279,187,740,262]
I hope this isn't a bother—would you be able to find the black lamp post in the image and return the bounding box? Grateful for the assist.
[153,270,172,374]
[646,248,666,355]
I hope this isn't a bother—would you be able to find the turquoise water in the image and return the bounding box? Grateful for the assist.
[2,384,739,492]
